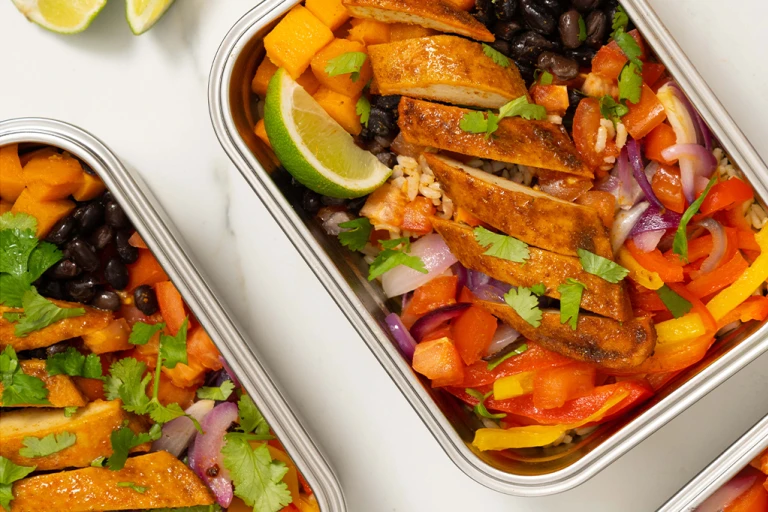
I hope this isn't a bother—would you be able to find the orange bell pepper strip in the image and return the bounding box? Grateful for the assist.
[686,252,749,299]
[715,296,768,330]
[412,337,465,387]
[737,230,761,252]
[407,275,458,315]
[532,363,596,410]
[666,283,717,334]
[627,239,684,282]
[718,201,753,232]
[451,305,497,365]
[608,332,715,375]
[700,177,754,215]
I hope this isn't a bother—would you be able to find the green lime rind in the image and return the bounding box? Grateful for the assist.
[12,0,107,35]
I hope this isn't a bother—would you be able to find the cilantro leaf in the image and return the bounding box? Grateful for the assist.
[13,288,85,337]
[465,389,506,419]
[577,249,629,284]
[338,217,372,252]
[618,62,643,104]
[487,343,528,371]
[656,285,693,318]
[0,456,36,511]
[64,407,78,418]
[673,175,718,262]
[530,284,546,296]
[599,95,630,126]
[26,243,62,283]
[504,287,542,328]
[0,346,49,407]
[324,52,367,82]
[0,213,37,232]
[578,14,587,42]
[0,346,18,387]
[222,436,292,512]
[498,95,548,121]
[368,238,427,281]
[237,394,270,436]
[19,432,76,458]
[0,228,37,276]
[117,482,147,493]
[0,274,29,308]
[91,456,106,467]
[46,347,103,380]
[197,380,235,401]
[128,321,165,346]
[482,44,509,67]
[148,401,188,424]
[104,357,152,413]
[160,318,189,369]
[613,30,643,68]
[611,5,629,33]
[474,226,529,263]
[535,70,554,85]
[460,110,497,138]
[356,96,371,127]
[107,424,161,471]
[558,278,586,330]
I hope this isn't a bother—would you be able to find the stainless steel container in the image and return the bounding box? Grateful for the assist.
[208,0,768,496]
[0,117,347,511]
[660,414,768,511]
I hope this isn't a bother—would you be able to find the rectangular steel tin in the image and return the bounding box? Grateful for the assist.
[0,117,346,511]
[208,0,768,496]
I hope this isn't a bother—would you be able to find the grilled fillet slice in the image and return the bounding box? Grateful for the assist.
[10,451,214,512]
[368,35,527,109]
[0,399,149,471]
[425,154,612,258]
[432,218,632,322]
[0,300,113,352]
[398,97,592,178]
[478,300,655,369]
[342,0,494,42]
[0,359,86,408]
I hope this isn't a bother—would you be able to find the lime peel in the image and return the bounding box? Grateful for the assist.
[11,0,107,34]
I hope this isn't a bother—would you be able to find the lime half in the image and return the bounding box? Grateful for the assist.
[11,0,107,34]
[264,68,392,199]
[126,0,175,35]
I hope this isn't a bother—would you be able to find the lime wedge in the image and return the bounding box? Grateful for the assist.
[125,0,175,35]
[11,0,107,34]
[264,68,392,199]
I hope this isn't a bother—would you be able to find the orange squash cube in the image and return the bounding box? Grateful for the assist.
[296,68,321,95]
[306,0,350,31]
[253,57,320,97]
[347,18,390,45]
[11,189,76,238]
[389,23,437,40]
[264,5,334,79]
[312,87,362,135]
[255,119,272,148]
[19,147,57,166]
[81,318,132,354]
[0,201,11,214]
[443,0,476,10]
[0,144,25,202]
[23,153,85,201]
[72,172,106,201]
[311,39,372,97]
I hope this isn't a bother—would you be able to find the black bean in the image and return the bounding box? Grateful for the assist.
[367,107,396,138]
[376,151,397,169]
[134,285,159,315]
[66,275,98,303]
[45,216,77,245]
[301,190,322,214]
[104,257,129,290]
[559,9,582,49]
[49,259,81,280]
[571,0,601,11]
[66,239,100,273]
[38,280,66,300]
[115,230,139,264]
[46,341,74,358]
[371,95,401,111]
[290,176,304,188]
[538,51,579,80]
[74,202,103,234]
[510,30,558,65]
[494,0,517,21]
[494,20,523,41]
[321,196,348,207]
[346,196,368,213]
[491,40,511,57]
[91,290,121,311]
[105,201,130,228]
[23,348,48,360]
[358,126,374,141]
[564,45,597,67]
[89,224,115,250]
[585,10,608,47]
[540,0,566,16]
[99,191,113,205]
[473,0,495,27]
[521,0,557,35]
[514,60,536,84]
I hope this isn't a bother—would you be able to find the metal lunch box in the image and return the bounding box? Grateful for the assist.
[0,117,347,511]
[208,0,768,496]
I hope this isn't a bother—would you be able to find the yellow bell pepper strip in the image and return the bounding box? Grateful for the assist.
[707,224,768,321]
[472,389,629,451]
[617,247,664,290]
[654,313,706,345]
[493,371,535,400]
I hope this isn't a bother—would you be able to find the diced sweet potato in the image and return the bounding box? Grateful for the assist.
[347,18,391,45]
[186,326,223,371]
[297,68,322,95]
[0,360,86,408]
[0,201,11,214]
[253,57,320,97]
[306,0,351,30]
[72,172,106,201]
[255,119,272,148]
[530,84,569,116]
[389,23,437,40]
[264,5,334,79]
[443,0,475,10]
[312,86,362,135]
[0,400,149,471]
[19,147,58,166]
[162,356,207,389]
[10,451,213,512]
[82,318,132,354]
[23,153,85,201]
[311,38,372,97]
[11,189,76,238]
[0,144,25,202]
[0,300,113,352]
[156,372,196,409]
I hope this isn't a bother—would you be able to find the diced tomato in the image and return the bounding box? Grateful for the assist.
[644,123,677,164]
[686,252,749,299]
[401,196,435,235]
[573,98,616,170]
[458,286,476,304]
[128,231,148,249]
[627,239,684,282]
[532,363,596,410]
[641,62,665,87]
[187,326,223,371]
[650,163,685,213]
[623,84,667,139]
[126,250,169,291]
[575,191,616,228]
[155,372,196,409]
[700,178,754,215]
[460,342,573,388]
[451,305,497,365]
[592,29,647,80]
[530,84,569,116]
[412,337,465,387]
[407,276,458,315]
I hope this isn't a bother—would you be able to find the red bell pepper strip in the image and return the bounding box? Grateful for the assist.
[715,296,768,330]
[627,239,685,282]
[686,252,749,299]
[154,280,186,335]
[532,363,596,410]
[459,342,573,388]
[700,178,754,215]
[738,230,761,252]
[407,276,458,315]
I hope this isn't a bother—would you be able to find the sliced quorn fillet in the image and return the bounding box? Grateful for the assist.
[9,451,214,512]
[477,300,656,369]
[424,154,613,258]
[368,35,527,109]
[398,97,593,178]
[342,0,494,42]
[0,300,113,352]
[0,399,150,471]
[0,360,86,408]
[431,218,632,322]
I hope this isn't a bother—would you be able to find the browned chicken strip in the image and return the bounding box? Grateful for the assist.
[425,154,612,258]
[0,360,86,408]
[342,0,494,42]
[477,300,655,369]
[368,35,527,109]
[432,218,632,322]
[398,97,593,178]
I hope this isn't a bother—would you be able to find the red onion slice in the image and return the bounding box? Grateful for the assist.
[218,356,241,388]
[632,229,665,252]
[697,218,727,273]
[661,144,717,203]
[629,203,682,236]
[152,399,215,457]
[695,472,758,512]
[188,401,238,507]
[627,139,663,209]
[385,313,417,361]
[611,201,650,253]
[473,284,507,303]
[410,303,471,342]
[669,82,715,151]
[382,234,458,298]
[485,323,520,358]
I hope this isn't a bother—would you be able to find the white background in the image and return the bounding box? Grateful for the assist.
[2,1,767,510]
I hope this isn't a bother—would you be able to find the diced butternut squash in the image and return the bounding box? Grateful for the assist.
[0,400,149,471]
[81,318,132,354]
[0,201,11,214]
[264,5,334,79]
[443,0,476,10]
[311,38,372,96]
[156,372,196,410]
[10,451,214,512]
[0,144,25,202]
[11,188,76,238]
[306,0,351,31]
[252,57,279,97]
[313,86,362,135]
[186,326,223,371]
[0,360,86,408]
[72,172,106,201]
[389,23,437,40]
[162,356,206,389]
[296,68,321,95]
[255,119,272,148]
[23,153,85,201]
[19,147,57,166]
[347,18,390,45]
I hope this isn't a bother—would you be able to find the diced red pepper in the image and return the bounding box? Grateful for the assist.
[451,305,497,365]
[407,276,458,316]
[532,363,596,410]
[686,251,749,299]
[401,196,436,235]
[574,191,616,228]
[644,123,677,165]
[460,342,574,388]
[592,30,647,80]
[623,83,667,139]
[627,239,684,282]
[641,62,665,87]
[700,178,754,215]
[412,337,465,386]
[650,163,685,213]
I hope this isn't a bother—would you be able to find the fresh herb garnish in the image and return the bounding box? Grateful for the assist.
[465,388,506,419]
[530,284,546,296]
[63,407,78,418]
[0,456,36,511]
[196,380,235,401]
[578,249,629,283]
[0,346,49,406]
[482,44,510,67]
[19,432,76,458]
[673,175,719,262]
[128,321,165,346]
[599,95,630,126]
[356,95,371,127]
[487,343,528,371]
[222,437,292,512]
[91,456,106,467]
[225,394,274,443]
[498,95,547,121]
[459,96,547,138]
[46,347,103,380]
[656,285,693,318]
[6,288,85,338]
[459,110,499,139]
[160,318,189,369]
[578,14,587,42]
[611,5,629,33]
[338,217,373,252]
[107,424,162,471]
[618,62,643,104]
[473,226,530,263]
[558,278,587,330]
[324,52,367,82]
[368,237,427,281]
[504,287,542,328]
[117,481,147,494]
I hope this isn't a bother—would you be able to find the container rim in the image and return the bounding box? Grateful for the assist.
[0,117,347,511]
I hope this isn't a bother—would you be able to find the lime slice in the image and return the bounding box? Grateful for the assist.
[125,0,175,35]
[11,0,107,34]
[264,68,392,199]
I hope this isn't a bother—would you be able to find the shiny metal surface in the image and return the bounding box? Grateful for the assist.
[208,0,768,496]
[0,117,347,511]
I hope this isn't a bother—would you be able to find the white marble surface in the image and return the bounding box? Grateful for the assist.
[2,1,768,510]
